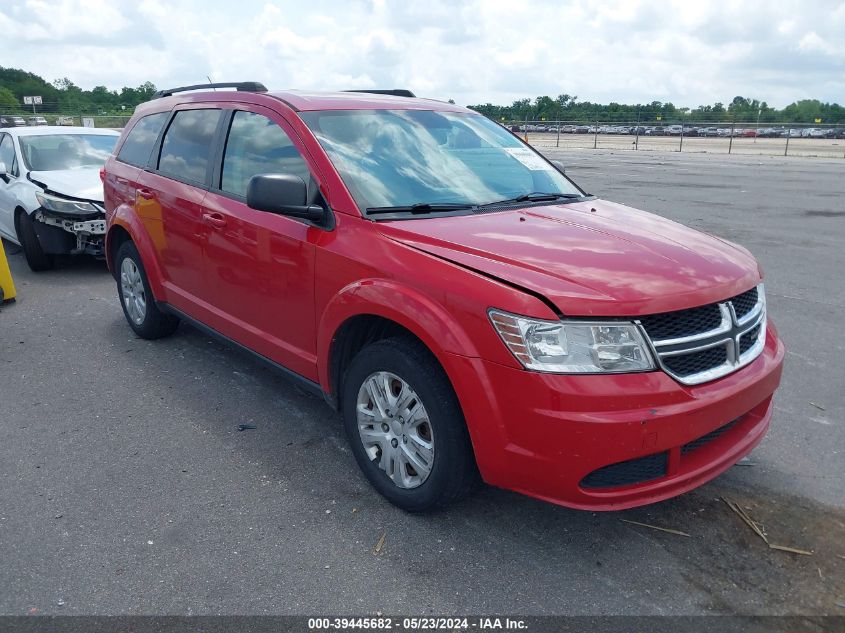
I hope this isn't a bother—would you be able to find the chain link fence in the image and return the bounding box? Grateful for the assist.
[1,113,132,129]
[505,120,845,158]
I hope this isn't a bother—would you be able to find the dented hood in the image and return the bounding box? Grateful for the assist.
[29,168,104,203]
[377,199,761,317]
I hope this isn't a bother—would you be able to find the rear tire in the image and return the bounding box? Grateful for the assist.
[16,211,54,272]
[115,241,179,339]
[341,337,479,512]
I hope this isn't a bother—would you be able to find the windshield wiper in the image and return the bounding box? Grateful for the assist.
[366,202,476,215]
[476,192,584,208]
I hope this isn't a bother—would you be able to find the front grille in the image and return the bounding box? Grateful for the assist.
[580,452,668,489]
[682,417,741,455]
[732,287,759,320]
[662,345,728,377]
[639,285,766,385]
[739,324,761,355]
[639,304,722,341]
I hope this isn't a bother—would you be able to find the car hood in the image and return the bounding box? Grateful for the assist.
[29,168,104,203]
[377,199,762,317]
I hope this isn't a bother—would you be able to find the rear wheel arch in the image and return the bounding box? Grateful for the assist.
[105,214,166,300]
[106,225,132,279]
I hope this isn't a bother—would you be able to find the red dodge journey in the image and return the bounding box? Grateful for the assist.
[103,83,785,512]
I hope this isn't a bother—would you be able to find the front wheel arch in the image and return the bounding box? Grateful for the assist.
[13,206,29,240]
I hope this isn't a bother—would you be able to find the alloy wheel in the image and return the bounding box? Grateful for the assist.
[120,257,146,325]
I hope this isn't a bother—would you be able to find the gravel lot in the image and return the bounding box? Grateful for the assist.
[0,150,843,617]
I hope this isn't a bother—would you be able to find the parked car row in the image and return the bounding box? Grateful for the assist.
[509,123,845,139]
[1,115,48,128]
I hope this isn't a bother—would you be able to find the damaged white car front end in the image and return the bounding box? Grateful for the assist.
[0,126,119,270]
[30,171,109,257]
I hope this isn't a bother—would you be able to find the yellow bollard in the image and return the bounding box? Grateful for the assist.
[0,239,17,302]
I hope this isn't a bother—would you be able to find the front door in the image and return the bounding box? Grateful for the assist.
[200,107,323,380]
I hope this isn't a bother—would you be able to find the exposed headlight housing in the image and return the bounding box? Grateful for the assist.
[35,191,100,215]
[489,310,655,373]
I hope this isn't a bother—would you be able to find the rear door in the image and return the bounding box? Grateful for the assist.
[199,106,325,380]
[139,107,223,315]
[106,110,171,245]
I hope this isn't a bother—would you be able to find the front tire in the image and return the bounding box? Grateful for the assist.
[115,241,179,339]
[342,337,479,512]
[16,211,54,272]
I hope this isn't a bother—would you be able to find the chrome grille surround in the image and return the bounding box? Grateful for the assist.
[637,284,767,386]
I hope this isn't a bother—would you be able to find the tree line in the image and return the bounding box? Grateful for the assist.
[2,66,842,124]
[0,67,156,115]
[469,94,845,124]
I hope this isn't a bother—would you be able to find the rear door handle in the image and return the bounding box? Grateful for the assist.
[202,212,227,228]
[137,189,155,200]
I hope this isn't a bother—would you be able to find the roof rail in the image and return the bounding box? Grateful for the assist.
[345,89,417,98]
[152,81,268,99]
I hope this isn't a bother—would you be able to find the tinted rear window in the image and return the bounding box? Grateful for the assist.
[117,112,169,168]
[157,109,221,185]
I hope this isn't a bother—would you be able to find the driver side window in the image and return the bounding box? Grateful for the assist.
[221,111,311,198]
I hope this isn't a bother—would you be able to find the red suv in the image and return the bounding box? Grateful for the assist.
[103,83,785,512]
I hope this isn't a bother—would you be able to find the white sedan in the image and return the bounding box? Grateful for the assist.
[0,126,120,271]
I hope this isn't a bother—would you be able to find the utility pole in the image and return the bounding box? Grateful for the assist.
[754,107,762,143]
[634,109,640,150]
[728,117,736,155]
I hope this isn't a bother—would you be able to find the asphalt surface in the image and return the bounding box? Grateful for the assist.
[1,150,843,617]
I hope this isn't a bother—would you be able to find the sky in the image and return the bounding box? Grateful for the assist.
[1,0,844,108]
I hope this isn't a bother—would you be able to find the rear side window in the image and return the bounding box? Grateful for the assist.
[158,109,221,185]
[117,112,169,168]
[221,111,310,198]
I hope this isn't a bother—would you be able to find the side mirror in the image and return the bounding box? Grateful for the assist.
[246,173,325,223]
[0,162,8,182]
[551,159,566,174]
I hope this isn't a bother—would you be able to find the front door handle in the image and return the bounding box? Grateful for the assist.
[202,212,227,228]
[137,189,155,200]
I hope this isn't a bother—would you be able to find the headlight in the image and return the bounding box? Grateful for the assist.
[35,191,99,215]
[489,310,655,373]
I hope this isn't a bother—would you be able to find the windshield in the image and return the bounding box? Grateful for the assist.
[19,134,118,171]
[299,110,584,214]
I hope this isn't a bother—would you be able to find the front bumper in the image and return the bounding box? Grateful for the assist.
[33,209,106,257]
[450,322,785,510]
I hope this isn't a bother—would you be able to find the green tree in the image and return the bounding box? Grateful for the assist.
[0,86,19,111]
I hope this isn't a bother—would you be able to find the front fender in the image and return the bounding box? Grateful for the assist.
[317,278,519,481]
[317,278,482,393]
[106,203,167,301]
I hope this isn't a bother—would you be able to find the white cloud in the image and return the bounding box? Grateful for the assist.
[0,0,843,107]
